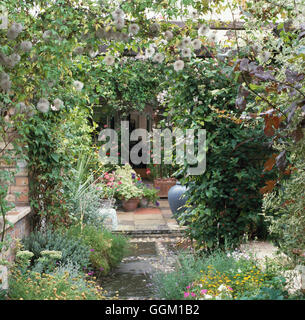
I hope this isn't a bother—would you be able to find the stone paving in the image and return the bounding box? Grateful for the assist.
[99,236,185,300]
[115,199,184,233]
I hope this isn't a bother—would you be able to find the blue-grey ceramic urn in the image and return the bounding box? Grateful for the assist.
[168,181,188,217]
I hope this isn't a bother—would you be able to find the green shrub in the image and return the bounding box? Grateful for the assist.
[22,228,91,270]
[66,225,128,275]
[161,58,274,250]
[262,139,305,264]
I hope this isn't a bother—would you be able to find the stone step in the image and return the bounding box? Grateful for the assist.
[112,229,185,237]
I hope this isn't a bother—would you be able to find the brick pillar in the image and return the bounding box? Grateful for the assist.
[9,161,29,206]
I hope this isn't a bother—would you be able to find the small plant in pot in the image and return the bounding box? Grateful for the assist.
[147,164,177,198]
[114,164,144,211]
[95,172,117,208]
[137,183,160,208]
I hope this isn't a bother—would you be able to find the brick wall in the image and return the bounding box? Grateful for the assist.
[0,140,31,263]
[5,164,29,207]
[0,138,29,206]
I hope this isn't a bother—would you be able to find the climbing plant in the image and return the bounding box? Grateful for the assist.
[0,0,226,228]
[0,0,303,248]
[157,57,275,249]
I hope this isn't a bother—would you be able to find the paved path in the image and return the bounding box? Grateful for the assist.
[115,199,184,233]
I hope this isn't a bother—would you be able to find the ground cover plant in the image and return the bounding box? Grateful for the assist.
[8,250,115,300]
[66,224,129,276]
[153,249,304,300]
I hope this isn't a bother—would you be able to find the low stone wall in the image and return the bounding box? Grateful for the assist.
[0,206,32,292]
[0,206,32,262]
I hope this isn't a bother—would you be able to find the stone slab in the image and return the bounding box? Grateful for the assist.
[117,214,134,221]
[116,225,135,231]
[134,214,164,220]
[117,220,135,226]
[134,208,162,215]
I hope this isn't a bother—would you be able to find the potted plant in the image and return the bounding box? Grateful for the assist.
[114,164,144,211]
[148,164,176,198]
[137,183,160,208]
[95,171,117,208]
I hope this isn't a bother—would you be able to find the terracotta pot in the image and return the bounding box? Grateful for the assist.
[122,198,140,211]
[153,178,177,198]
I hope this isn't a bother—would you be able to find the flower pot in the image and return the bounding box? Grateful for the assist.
[168,181,188,217]
[153,178,176,198]
[140,197,149,208]
[122,198,140,211]
[98,208,118,230]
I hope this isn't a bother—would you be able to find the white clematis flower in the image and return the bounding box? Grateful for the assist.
[173,59,184,72]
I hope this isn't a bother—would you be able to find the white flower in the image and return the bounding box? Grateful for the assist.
[217,284,227,292]
[173,59,184,72]
[104,55,115,66]
[145,45,155,58]
[198,24,209,36]
[181,36,192,48]
[52,98,64,111]
[150,22,160,34]
[7,22,23,40]
[88,49,98,58]
[115,17,125,30]
[190,10,198,19]
[208,31,217,43]
[192,39,201,50]
[37,98,50,113]
[215,295,222,300]
[129,23,140,35]
[181,47,192,58]
[5,53,20,68]
[0,72,11,92]
[204,294,213,299]
[112,8,124,20]
[164,30,174,40]
[153,53,164,63]
[73,80,84,91]
[20,41,32,52]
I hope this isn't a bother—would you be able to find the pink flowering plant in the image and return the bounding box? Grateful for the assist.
[96,164,143,201]
[96,171,120,201]
[114,164,144,201]
[183,281,234,300]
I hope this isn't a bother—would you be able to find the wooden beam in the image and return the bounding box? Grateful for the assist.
[169,20,245,30]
